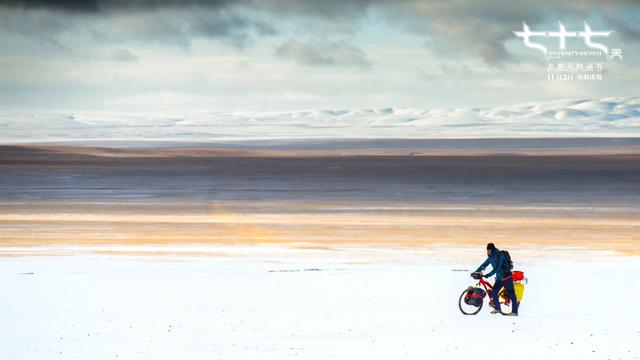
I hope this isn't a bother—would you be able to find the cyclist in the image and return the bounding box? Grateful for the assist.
[474,243,518,316]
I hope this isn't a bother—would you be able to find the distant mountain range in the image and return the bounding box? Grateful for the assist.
[1,97,639,144]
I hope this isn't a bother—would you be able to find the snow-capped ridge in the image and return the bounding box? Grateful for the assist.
[1,97,638,143]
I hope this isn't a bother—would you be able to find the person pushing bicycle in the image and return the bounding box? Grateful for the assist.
[473,243,519,316]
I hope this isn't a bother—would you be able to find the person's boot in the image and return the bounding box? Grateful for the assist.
[490,309,500,314]
[502,312,518,316]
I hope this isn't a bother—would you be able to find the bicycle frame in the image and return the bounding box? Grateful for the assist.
[474,277,511,308]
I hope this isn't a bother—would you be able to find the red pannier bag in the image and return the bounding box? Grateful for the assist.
[512,270,524,282]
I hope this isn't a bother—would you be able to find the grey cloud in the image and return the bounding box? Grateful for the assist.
[390,0,639,63]
[1,0,373,14]
[418,61,476,82]
[0,6,276,50]
[96,10,269,49]
[107,48,138,62]
[261,0,639,64]
[251,0,375,18]
[276,39,370,68]
[603,11,640,41]
[0,0,238,12]
[1,0,638,63]
[188,10,276,47]
[421,17,517,64]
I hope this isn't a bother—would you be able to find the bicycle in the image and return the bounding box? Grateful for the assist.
[458,271,514,315]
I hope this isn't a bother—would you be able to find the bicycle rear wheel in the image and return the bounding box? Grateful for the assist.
[459,288,483,315]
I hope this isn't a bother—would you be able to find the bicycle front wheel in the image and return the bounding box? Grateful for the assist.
[459,288,483,315]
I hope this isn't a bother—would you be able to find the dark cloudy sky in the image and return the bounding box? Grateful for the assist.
[0,0,638,112]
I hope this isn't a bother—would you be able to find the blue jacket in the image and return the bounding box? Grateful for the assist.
[476,249,507,282]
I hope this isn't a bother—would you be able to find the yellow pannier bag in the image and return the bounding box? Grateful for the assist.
[514,282,525,302]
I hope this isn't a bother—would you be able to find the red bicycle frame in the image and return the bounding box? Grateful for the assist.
[475,276,511,308]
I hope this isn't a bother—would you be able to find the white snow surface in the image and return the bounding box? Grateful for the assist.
[2,246,639,360]
[1,97,639,143]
